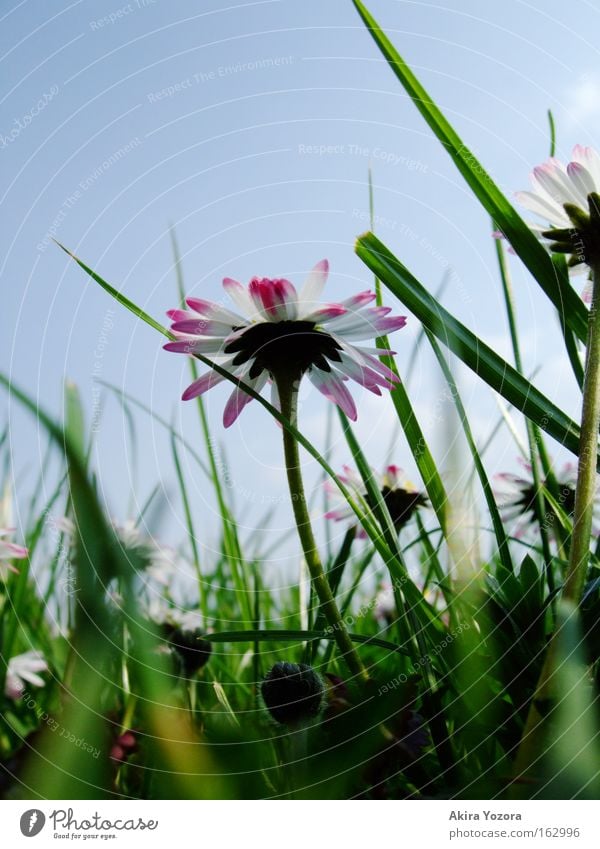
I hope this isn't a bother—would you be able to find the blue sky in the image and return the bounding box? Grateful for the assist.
[2,0,599,582]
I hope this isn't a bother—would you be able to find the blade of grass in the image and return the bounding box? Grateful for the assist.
[310,526,356,661]
[424,329,514,573]
[57,245,415,630]
[170,229,253,628]
[337,410,458,780]
[0,373,126,796]
[204,628,410,655]
[170,430,207,620]
[547,109,556,158]
[355,231,585,461]
[494,231,555,588]
[350,0,588,343]
[98,379,210,479]
[367,167,449,537]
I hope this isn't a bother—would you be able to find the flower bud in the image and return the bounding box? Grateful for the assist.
[117,730,137,752]
[261,662,324,726]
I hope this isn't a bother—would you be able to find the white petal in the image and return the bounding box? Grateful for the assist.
[297,259,329,317]
[572,145,600,187]
[567,162,596,204]
[222,277,256,319]
[20,669,46,688]
[270,379,280,412]
[515,190,569,227]
[533,165,582,207]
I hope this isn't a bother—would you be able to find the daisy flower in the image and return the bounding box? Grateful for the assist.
[515,145,600,280]
[4,650,48,700]
[146,598,202,631]
[495,460,600,538]
[325,464,428,536]
[0,528,28,581]
[516,145,600,234]
[55,516,177,586]
[164,259,406,427]
[112,519,177,586]
[145,599,209,674]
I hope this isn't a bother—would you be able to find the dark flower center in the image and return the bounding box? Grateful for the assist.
[163,625,212,675]
[516,483,576,524]
[366,486,427,532]
[224,320,343,379]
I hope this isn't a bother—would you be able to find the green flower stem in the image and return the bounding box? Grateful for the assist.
[563,262,600,602]
[512,262,600,793]
[276,376,368,683]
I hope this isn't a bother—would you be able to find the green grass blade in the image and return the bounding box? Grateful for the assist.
[553,254,585,390]
[424,330,514,573]
[204,628,410,655]
[64,380,87,466]
[366,170,449,536]
[494,229,555,586]
[57,246,409,592]
[56,241,170,338]
[170,229,253,626]
[0,373,126,796]
[98,379,210,479]
[350,0,588,342]
[355,231,585,461]
[382,359,449,535]
[170,430,207,620]
[547,109,557,158]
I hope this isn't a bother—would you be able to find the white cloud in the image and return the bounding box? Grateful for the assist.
[563,72,600,130]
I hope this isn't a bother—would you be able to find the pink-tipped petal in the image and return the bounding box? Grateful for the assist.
[182,370,227,401]
[303,305,347,322]
[248,277,298,321]
[309,369,358,420]
[166,308,195,322]
[164,337,227,355]
[324,509,352,521]
[340,290,376,308]
[185,297,244,325]
[222,372,267,427]
[171,318,235,337]
[223,387,253,428]
[372,315,407,335]
[4,543,28,559]
[335,355,389,392]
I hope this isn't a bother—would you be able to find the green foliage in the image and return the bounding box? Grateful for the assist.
[1,2,598,801]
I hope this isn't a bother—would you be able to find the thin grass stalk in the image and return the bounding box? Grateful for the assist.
[493,236,553,582]
[170,431,207,619]
[425,328,514,574]
[171,231,252,624]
